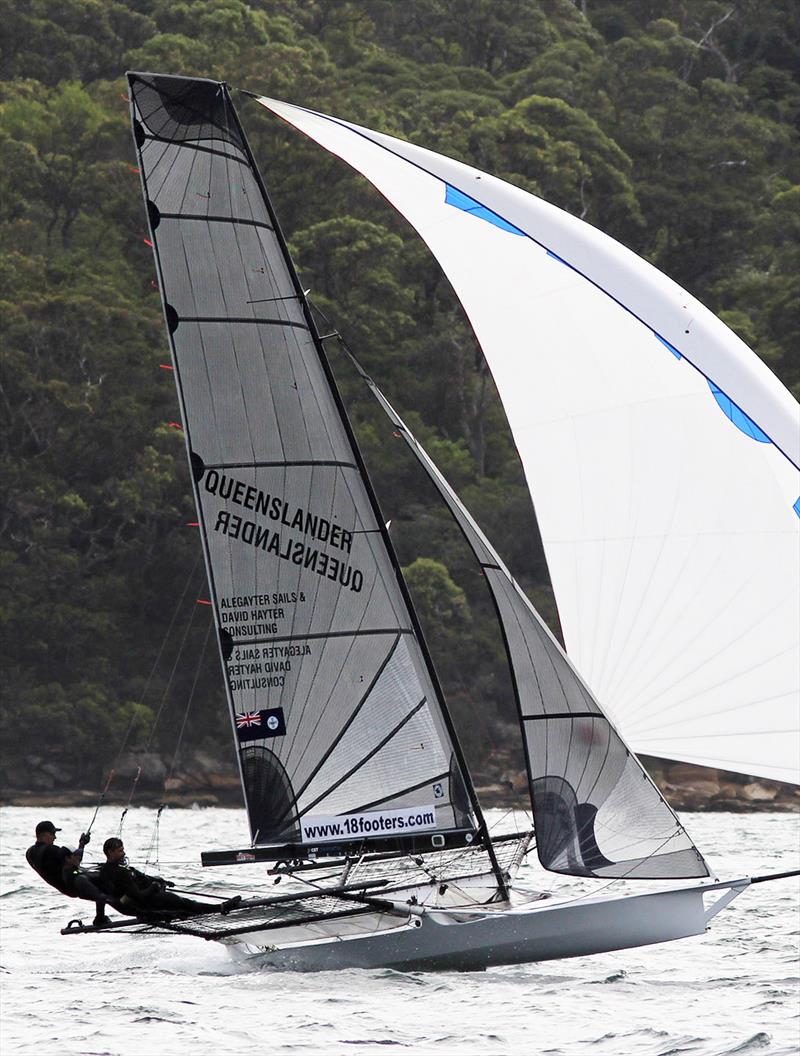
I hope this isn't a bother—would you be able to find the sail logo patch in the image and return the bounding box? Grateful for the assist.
[235,707,286,742]
[301,806,437,843]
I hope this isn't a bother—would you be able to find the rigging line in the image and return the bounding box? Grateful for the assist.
[84,769,115,839]
[144,803,166,870]
[117,766,141,837]
[143,566,207,756]
[487,807,517,836]
[109,553,206,798]
[246,293,302,303]
[165,619,214,786]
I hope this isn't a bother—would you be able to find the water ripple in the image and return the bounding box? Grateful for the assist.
[1,806,797,1056]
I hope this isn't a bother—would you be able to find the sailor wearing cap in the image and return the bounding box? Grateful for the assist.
[26,820,111,927]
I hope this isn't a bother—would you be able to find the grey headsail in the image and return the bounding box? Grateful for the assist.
[348,354,709,880]
[128,73,477,852]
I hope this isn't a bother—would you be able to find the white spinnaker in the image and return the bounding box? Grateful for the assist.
[258,98,800,785]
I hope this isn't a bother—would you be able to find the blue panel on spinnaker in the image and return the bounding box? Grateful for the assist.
[707,381,771,443]
[655,334,682,360]
[547,249,568,265]
[445,185,524,236]
[793,497,800,518]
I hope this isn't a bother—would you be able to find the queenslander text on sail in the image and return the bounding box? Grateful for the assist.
[204,470,364,593]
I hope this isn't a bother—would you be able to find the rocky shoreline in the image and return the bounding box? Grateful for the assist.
[471,754,800,812]
[1,749,797,813]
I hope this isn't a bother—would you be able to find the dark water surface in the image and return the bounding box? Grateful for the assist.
[1,806,797,1056]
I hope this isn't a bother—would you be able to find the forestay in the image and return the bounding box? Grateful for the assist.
[129,74,476,849]
[349,354,708,878]
[258,98,800,786]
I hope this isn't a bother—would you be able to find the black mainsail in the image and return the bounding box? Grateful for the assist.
[128,73,480,856]
[345,353,709,880]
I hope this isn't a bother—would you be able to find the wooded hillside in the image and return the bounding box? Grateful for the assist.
[2,0,798,794]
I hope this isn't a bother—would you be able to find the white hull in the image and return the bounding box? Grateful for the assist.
[230,878,747,972]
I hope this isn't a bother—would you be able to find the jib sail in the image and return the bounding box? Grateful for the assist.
[352,358,708,879]
[128,73,477,850]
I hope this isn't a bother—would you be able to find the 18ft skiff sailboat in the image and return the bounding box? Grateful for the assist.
[64,72,799,971]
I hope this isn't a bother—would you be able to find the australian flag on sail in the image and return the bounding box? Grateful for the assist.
[234,707,286,743]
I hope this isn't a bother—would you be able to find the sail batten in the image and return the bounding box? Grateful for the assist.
[129,73,480,853]
[259,97,800,786]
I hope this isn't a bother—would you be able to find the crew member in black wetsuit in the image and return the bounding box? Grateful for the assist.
[26,820,111,927]
[98,838,238,918]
